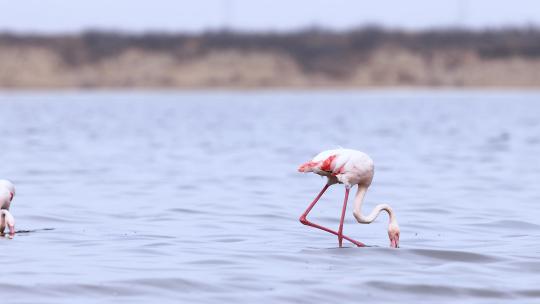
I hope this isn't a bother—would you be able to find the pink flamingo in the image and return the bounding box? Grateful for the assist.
[0,179,16,235]
[298,149,400,248]
[0,210,15,236]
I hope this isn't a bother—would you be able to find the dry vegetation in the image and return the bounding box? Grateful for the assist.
[1,27,540,88]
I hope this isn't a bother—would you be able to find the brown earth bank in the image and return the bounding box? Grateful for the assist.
[1,28,540,89]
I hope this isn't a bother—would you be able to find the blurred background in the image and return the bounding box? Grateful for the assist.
[1,0,540,89]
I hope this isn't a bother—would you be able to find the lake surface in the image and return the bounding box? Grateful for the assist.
[1,90,539,303]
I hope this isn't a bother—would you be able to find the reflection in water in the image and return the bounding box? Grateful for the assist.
[1,228,54,239]
[13,228,56,234]
[0,91,539,303]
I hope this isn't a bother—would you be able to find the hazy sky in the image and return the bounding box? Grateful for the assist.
[1,0,539,33]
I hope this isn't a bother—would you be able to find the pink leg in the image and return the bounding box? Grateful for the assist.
[337,187,350,247]
[299,184,365,247]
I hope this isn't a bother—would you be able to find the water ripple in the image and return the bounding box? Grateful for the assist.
[366,281,512,298]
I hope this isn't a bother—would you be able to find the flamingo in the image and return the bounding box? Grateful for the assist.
[0,179,16,235]
[0,210,15,235]
[298,149,400,248]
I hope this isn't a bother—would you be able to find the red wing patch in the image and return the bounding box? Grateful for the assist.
[320,155,337,172]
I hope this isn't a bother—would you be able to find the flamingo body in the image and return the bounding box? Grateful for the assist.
[299,149,374,186]
[0,179,16,235]
[0,179,16,210]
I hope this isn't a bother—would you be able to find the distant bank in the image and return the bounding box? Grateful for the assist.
[1,27,540,89]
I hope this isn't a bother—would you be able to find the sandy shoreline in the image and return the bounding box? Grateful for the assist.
[2,29,540,89]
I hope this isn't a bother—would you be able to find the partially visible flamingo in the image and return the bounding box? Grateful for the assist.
[0,210,15,235]
[298,149,400,248]
[0,179,16,235]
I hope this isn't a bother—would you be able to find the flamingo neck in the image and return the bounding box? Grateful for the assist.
[0,210,7,233]
[352,186,397,225]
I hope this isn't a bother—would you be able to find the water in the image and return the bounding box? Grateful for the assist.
[1,90,539,303]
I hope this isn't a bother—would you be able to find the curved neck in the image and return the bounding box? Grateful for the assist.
[0,210,6,232]
[353,186,397,225]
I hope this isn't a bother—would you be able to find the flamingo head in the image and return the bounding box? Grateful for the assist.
[7,215,14,234]
[388,221,400,248]
[7,222,15,236]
